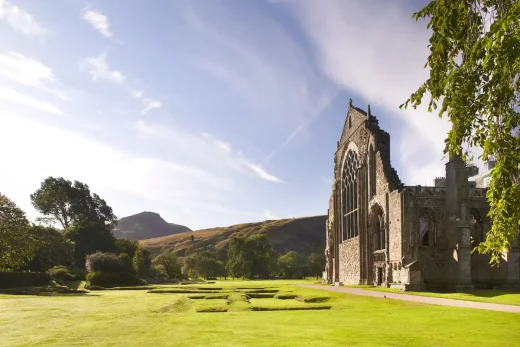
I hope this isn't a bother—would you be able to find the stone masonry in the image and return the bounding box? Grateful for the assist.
[323,101,520,291]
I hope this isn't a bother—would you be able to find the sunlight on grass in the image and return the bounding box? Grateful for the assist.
[346,284,520,306]
[0,280,519,347]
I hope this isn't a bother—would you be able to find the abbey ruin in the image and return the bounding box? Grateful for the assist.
[323,102,520,291]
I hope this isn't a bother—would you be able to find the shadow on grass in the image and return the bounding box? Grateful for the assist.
[0,282,96,297]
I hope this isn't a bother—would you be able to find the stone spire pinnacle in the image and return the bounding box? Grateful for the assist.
[367,104,371,118]
[348,98,352,107]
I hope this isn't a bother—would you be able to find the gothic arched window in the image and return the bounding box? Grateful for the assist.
[369,144,376,198]
[419,208,436,246]
[342,150,359,241]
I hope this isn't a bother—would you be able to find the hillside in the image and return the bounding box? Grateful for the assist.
[113,211,191,240]
[140,215,326,258]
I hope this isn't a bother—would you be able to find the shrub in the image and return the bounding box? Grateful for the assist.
[149,265,168,280]
[47,266,75,284]
[85,271,144,287]
[119,253,133,274]
[69,267,87,280]
[0,272,51,289]
[85,252,127,274]
[132,249,146,275]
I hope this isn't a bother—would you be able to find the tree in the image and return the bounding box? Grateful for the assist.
[26,225,74,272]
[30,177,117,229]
[226,235,247,278]
[401,1,520,263]
[132,249,146,276]
[226,234,275,279]
[154,252,182,280]
[308,252,325,279]
[85,251,127,273]
[0,193,37,271]
[115,238,139,258]
[65,221,116,267]
[278,251,306,279]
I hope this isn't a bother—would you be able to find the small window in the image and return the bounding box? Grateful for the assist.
[349,117,352,129]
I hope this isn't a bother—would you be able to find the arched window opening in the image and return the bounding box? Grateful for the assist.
[369,144,376,198]
[378,214,385,249]
[342,150,359,241]
[370,204,385,250]
[419,209,435,246]
[471,208,483,244]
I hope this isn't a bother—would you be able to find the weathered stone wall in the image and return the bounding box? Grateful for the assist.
[338,237,360,284]
[388,190,402,263]
[391,264,409,284]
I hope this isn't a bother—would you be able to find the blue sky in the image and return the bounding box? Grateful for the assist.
[0,0,469,230]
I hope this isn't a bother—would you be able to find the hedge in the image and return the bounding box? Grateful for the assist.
[0,272,51,289]
[85,271,144,288]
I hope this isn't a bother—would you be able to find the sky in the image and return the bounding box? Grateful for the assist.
[0,0,479,230]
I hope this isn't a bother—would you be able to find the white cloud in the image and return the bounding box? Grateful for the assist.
[81,8,112,38]
[82,52,125,84]
[284,0,453,185]
[141,98,162,115]
[133,120,282,183]
[0,0,46,36]
[133,90,143,99]
[242,161,282,183]
[0,114,235,222]
[264,209,281,220]
[0,52,66,100]
[0,87,63,115]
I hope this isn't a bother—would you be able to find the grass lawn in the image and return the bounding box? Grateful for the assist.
[0,280,519,347]
[346,284,520,306]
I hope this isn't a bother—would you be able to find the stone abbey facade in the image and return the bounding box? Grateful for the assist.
[323,102,520,291]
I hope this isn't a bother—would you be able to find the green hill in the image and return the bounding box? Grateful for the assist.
[140,215,326,258]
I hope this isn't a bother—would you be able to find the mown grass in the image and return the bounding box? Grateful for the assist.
[346,284,520,306]
[0,280,519,346]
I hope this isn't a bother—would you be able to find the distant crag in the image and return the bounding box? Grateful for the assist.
[113,211,191,240]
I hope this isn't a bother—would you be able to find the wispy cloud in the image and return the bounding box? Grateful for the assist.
[242,161,282,183]
[141,98,162,115]
[182,3,336,131]
[0,0,46,36]
[0,87,63,115]
[133,120,282,183]
[192,57,248,92]
[283,0,452,184]
[81,7,112,38]
[0,114,235,223]
[81,52,125,84]
[263,90,340,164]
[0,52,66,100]
[133,90,143,99]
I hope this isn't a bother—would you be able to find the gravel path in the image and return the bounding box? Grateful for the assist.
[297,284,520,313]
